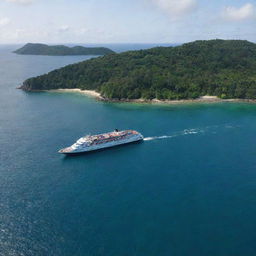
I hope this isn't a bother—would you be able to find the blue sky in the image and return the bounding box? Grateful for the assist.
[0,0,255,43]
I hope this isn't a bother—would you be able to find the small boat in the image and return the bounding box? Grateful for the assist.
[58,129,144,154]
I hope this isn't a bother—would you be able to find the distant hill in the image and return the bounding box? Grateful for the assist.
[21,40,256,100]
[14,43,115,56]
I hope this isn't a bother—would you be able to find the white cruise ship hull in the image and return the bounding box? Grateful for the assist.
[59,131,143,154]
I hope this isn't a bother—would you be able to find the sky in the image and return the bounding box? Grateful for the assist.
[0,0,255,44]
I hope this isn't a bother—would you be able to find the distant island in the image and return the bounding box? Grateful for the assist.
[20,40,256,101]
[14,43,115,56]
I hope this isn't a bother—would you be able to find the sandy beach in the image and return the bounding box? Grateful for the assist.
[46,89,256,104]
[48,88,103,100]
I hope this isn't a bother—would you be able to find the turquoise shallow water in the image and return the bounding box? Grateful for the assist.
[1,45,256,256]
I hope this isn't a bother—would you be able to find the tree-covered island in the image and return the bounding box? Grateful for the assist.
[20,40,256,100]
[14,43,115,56]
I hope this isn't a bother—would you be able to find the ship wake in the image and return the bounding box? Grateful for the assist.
[143,124,240,142]
[143,128,203,141]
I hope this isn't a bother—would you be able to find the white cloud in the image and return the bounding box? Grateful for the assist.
[4,0,34,5]
[0,17,10,26]
[58,25,70,32]
[151,0,197,18]
[75,27,90,35]
[222,3,255,21]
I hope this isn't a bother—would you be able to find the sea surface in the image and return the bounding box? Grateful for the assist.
[0,44,256,256]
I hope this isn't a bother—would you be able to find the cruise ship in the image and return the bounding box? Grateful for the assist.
[58,129,144,154]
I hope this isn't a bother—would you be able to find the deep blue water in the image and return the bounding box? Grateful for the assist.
[1,45,256,256]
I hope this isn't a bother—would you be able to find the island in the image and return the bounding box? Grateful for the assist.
[20,40,256,101]
[14,43,115,56]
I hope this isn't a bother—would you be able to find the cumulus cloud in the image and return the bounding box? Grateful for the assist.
[222,3,255,21]
[151,0,197,18]
[75,27,90,35]
[58,25,70,32]
[3,0,34,5]
[0,17,10,26]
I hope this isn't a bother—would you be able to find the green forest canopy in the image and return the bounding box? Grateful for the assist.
[14,43,115,56]
[21,39,256,100]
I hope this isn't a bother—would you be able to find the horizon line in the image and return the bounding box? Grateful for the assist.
[0,38,255,45]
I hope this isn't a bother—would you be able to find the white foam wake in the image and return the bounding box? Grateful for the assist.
[143,123,241,142]
[143,128,203,141]
[144,135,174,141]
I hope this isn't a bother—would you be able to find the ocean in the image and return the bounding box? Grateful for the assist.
[0,44,256,256]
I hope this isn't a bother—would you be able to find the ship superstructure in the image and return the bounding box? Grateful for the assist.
[59,130,143,154]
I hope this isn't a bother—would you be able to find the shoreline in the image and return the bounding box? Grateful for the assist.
[26,88,256,105]
[47,88,104,100]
